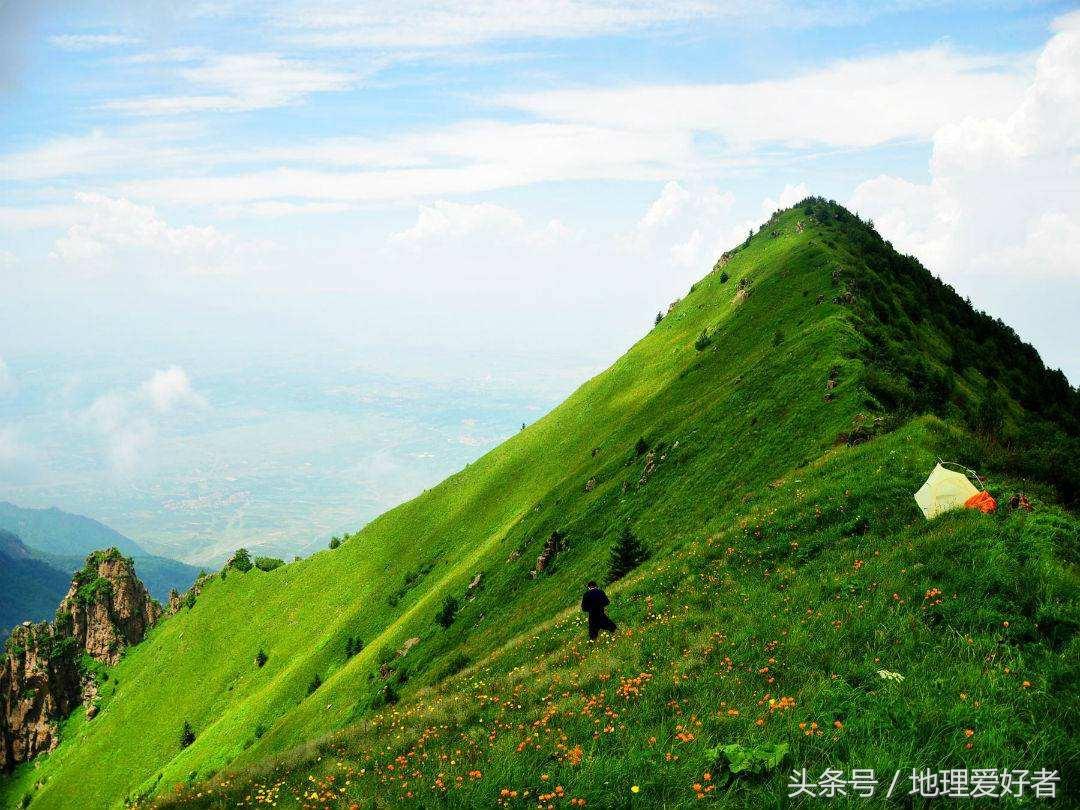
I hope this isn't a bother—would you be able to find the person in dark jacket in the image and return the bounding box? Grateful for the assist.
[581,581,617,641]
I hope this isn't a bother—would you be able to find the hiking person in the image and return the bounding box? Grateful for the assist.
[581,581,617,641]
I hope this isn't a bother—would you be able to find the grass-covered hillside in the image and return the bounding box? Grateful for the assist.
[3,201,1076,809]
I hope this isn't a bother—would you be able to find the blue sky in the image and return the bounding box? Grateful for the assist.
[1,0,1078,562]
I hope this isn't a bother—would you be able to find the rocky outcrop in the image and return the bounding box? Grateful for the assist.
[0,622,81,770]
[58,548,162,666]
[532,531,567,577]
[1,548,160,772]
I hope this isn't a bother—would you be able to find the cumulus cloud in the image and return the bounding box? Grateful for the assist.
[50,193,269,274]
[141,367,207,412]
[628,181,741,269]
[82,367,207,475]
[762,183,810,216]
[628,180,827,276]
[850,11,1080,280]
[388,200,575,251]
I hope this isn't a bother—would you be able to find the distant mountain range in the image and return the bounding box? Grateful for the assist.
[0,502,200,638]
[0,530,73,641]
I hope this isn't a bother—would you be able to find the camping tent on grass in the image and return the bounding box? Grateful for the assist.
[914,463,980,519]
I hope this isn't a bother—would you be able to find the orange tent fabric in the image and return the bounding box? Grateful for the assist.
[964,490,997,514]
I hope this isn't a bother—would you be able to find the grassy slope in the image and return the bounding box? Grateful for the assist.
[4,206,1076,809]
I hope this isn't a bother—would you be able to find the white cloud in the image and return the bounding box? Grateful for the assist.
[115,47,208,65]
[274,1,729,49]
[215,201,358,219]
[628,180,825,273]
[851,12,1080,280]
[0,426,22,459]
[0,425,36,483]
[82,368,207,475]
[110,121,689,207]
[272,1,964,50]
[0,356,14,392]
[0,123,205,182]
[0,204,88,232]
[497,46,1027,149]
[49,33,140,51]
[2,43,1032,218]
[16,46,1022,213]
[388,200,574,251]
[849,173,958,271]
[762,182,809,216]
[84,391,156,476]
[105,53,356,115]
[49,193,270,274]
[141,367,207,413]
[981,211,1080,278]
[628,181,738,269]
[0,249,16,267]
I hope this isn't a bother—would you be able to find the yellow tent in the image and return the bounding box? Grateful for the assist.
[914,463,979,519]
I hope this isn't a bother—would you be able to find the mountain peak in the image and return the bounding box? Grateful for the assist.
[57,548,163,666]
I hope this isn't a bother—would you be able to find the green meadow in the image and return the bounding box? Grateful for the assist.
[4,201,1076,809]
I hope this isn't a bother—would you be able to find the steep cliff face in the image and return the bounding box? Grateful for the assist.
[1,548,160,771]
[0,623,80,771]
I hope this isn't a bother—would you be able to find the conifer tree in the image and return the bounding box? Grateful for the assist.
[229,548,253,572]
[608,526,648,583]
[180,721,196,749]
[436,595,459,628]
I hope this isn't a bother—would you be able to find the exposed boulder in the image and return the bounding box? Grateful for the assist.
[532,531,567,577]
[1008,493,1033,511]
[1,548,161,772]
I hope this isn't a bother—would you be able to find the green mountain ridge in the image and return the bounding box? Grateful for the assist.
[0,502,144,558]
[0,502,200,607]
[3,200,1076,809]
[0,531,73,643]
